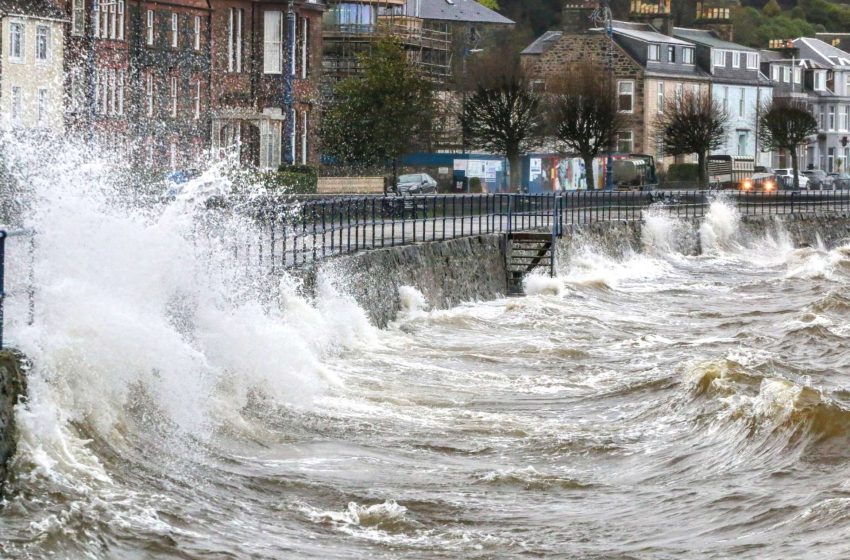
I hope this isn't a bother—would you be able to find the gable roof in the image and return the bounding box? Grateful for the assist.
[521,30,562,56]
[0,0,65,19]
[794,37,850,68]
[673,27,757,52]
[417,0,514,25]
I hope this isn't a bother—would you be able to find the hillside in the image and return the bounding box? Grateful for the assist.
[494,0,850,49]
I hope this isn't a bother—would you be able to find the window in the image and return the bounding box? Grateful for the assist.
[194,16,200,50]
[713,49,725,67]
[171,13,178,48]
[264,11,283,74]
[93,0,100,37]
[170,142,177,170]
[782,67,791,83]
[9,22,24,62]
[667,45,675,63]
[739,88,745,117]
[301,111,308,165]
[815,71,826,91]
[37,88,48,127]
[746,53,758,69]
[260,120,282,168]
[657,81,664,114]
[737,130,749,157]
[648,44,660,62]
[841,105,849,131]
[617,130,633,153]
[146,10,154,45]
[146,73,154,116]
[676,82,683,99]
[794,67,802,85]
[193,80,201,119]
[109,1,116,38]
[829,105,836,130]
[618,81,634,113]
[73,0,85,36]
[118,1,124,40]
[117,69,124,115]
[228,8,243,72]
[301,16,309,79]
[70,68,84,113]
[100,0,109,37]
[655,134,664,161]
[36,26,49,62]
[10,86,22,126]
[723,86,729,112]
[108,68,116,115]
[683,47,694,65]
[171,77,178,117]
[733,51,740,68]
[771,65,779,81]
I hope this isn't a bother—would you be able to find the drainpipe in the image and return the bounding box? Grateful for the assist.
[283,2,296,166]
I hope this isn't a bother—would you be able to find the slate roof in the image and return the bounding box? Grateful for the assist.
[418,0,514,25]
[521,30,563,55]
[609,21,690,45]
[0,0,65,19]
[673,27,757,52]
[794,37,850,68]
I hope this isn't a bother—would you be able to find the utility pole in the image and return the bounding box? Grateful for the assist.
[283,3,296,166]
[592,1,616,191]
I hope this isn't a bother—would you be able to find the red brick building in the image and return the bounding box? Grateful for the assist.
[209,0,324,169]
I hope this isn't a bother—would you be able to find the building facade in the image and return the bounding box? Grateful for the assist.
[0,0,66,133]
[674,28,773,167]
[209,0,324,169]
[521,11,710,172]
[763,38,850,173]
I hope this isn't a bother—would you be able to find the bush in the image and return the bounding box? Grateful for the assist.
[275,164,318,194]
[666,163,699,182]
[469,177,483,193]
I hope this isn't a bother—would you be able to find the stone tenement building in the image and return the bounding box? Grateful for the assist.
[53,0,325,171]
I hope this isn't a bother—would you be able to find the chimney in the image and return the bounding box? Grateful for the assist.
[628,0,673,35]
[561,1,599,34]
[693,1,734,42]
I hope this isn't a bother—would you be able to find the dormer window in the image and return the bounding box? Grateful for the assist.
[733,51,740,68]
[648,44,660,62]
[667,45,675,63]
[815,70,827,91]
[746,53,758,69]
[713,49,726,67]
[682,47,694,65]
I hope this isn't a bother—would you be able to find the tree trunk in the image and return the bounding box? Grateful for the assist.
[698,151,707,189]
[583,155,595,191]
[790,147,800,190]
[392,157,399,191]
[508,149,521,193]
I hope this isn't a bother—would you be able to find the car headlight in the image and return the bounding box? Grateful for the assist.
[764,180,774,192]
[742,180,752,191]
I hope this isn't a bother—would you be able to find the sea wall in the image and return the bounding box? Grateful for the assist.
[305,213,850,327]
[0,351,26,490]
[301,234,507,328]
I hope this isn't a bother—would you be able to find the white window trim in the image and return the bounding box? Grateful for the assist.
[228,8,243,73]
[171,76,178,117]
[301,111,308,165]
[9,21,25,63]
[146,73,154,117]
[648,44,660,62]
[72,0,86,36]
[194,80,201,120]
[732,51,741,69]
[618,80,634,114]
[171,13,178,48]
[657,81,664,114]
[118,0,125,41]
[194,15,201,51]
[37,88,49,127]
[301,16,308,79]
[618,130,634,153]
[713,49,726,68]
[739,88,745,117]
[146,10,154,45]
[683,47,694,65]
[264,11,283,75]
[10,86,22,126]
[746,52,758,70]
[35,25,50,64]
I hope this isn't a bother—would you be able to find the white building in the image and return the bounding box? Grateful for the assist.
[0,0,66,133]
[674,28,774,167]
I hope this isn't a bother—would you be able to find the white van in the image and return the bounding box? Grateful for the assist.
[773,169,810,190]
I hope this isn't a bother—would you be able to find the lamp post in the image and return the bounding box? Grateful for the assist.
[592,1,615,190]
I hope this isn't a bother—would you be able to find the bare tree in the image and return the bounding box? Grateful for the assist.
[461,50,545,190]
[656,90,728,188]
[548,65,625,191]
[758,97,818,190]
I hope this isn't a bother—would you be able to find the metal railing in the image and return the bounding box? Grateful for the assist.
[220,189,850,271]
[0,229,35,349]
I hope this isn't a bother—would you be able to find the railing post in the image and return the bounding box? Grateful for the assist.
[0,231,6,350]
[507,195,513,234]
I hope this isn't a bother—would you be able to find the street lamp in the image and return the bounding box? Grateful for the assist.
[283,3,296,166]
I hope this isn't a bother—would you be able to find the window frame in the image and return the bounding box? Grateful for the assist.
[263,10,284,75]
[171,76,178,118]
[667,45,675,64]
[648,44,660,62]
[35,25,50,63]
[657,81,664,114]
[713,49,726,68]
[10,86,22,126]
[617,80,634,114]
[682,47,694,65]
[9,21,24,63]
[171,13,178,48]
[72,0,86,36]
[194,15,200,51]
[146,10,154,45]
[746,52,758,69]
[732,51,740,69]
[228,8,243,73]
[617,130,634,154]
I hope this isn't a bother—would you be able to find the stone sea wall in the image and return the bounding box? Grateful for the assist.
[0,350,26,491]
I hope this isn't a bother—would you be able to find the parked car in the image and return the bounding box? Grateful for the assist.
[802,169,834,190]
[774,168,810,190]
[739,172,777,192]
[829,172,850,189]
[396,173,438,195]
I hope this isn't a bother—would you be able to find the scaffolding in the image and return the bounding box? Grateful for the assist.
[322,0,453,86]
